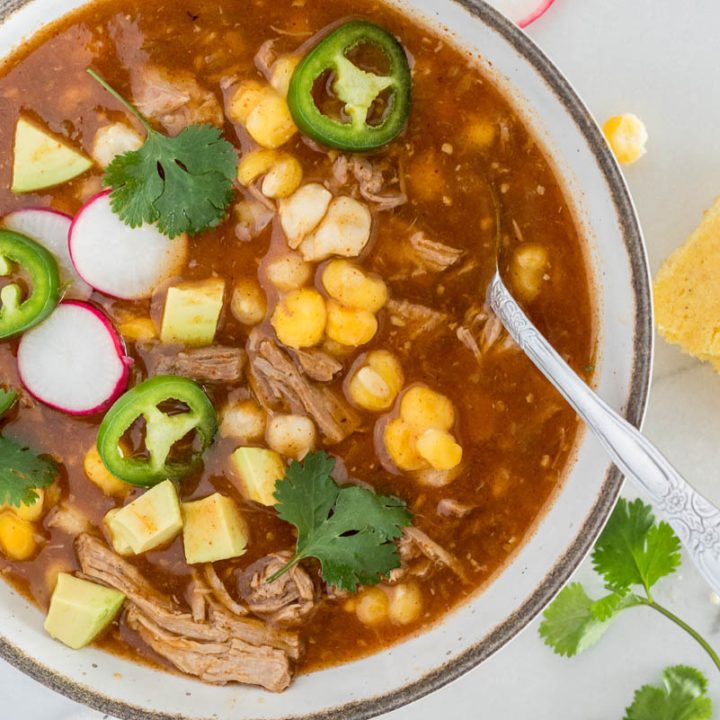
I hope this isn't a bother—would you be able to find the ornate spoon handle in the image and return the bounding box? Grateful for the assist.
[489,273,720,595]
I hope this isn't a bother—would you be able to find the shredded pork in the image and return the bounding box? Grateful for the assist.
[248,333,361,444]
[47,503,91,537]
[253,39,277,81]
[234,195,275,242]
[239,553,318,626]
[133,66,223,134]
[126,606,292,691]
[457,306,516,358]
[291,348,343,383]
[142,344,247,384]
[390,527,468,584]
[202,565,248,617]
[407,232,464,272]
[188,576,209,622]
[386,299,450,341]
[76,535,300,691]
[330,155,407,211]
[437,498,475,518]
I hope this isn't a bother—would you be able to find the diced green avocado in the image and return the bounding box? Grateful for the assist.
[160,278,225,346]
[103,508,133,556]
[44,573,125,649]
[12,117,93,194]
[182,493,249,564]
[104,479,183,554]
[230,447,285,506]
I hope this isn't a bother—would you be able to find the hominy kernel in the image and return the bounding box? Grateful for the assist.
[400,386,455,432]
[388,583,423,625]
[355,587,389,626]
[271,288,327,348]
[602,113,648,166]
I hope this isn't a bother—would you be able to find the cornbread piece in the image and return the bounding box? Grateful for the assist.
[654,197,720,368]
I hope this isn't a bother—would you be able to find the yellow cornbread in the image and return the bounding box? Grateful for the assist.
[654,197,720,369]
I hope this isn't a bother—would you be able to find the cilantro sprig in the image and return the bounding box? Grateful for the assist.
[269,451,412,591]
[86,68,237,239]
[540,498,720,671]
[624,666,712,720]
[0,436,58,507]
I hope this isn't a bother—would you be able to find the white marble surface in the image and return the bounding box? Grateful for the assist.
[3,0,720,717]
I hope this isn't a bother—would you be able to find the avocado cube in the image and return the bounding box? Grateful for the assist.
[12,118,93,193]
[103,509,133,556]
[44,573,125,649]
[105,480,183,555]
[161,278,226,346]
[182,493,249,564]
[230,447,285,506]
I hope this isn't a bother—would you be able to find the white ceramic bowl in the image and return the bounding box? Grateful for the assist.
[0,0,652,718]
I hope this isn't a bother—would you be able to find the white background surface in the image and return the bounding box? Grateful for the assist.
[3,0,720,717]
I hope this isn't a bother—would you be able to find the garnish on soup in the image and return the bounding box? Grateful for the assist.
[0,230,60,339]
[97,376,218,486]
[87,69,237,238]
[0,436,58,509]
[287,21,412,151]
[270,451,412,591]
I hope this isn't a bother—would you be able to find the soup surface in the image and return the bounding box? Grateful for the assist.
[0,0,594,690]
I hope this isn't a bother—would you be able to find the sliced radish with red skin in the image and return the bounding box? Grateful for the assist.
[17,301,131,416]
[487,0,555,27]
[1,207,93,300]
[69,190,188,300]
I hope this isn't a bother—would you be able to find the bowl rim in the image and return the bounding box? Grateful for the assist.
[0,0,653,717]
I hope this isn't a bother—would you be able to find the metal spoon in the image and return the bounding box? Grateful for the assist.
[489,246,720,595]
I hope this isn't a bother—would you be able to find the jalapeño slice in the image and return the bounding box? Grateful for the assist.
[97,375,218,487]
[0,229,60,340]
[288,21,412,152]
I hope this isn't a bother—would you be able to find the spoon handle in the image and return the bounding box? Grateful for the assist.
[489,274,720,595]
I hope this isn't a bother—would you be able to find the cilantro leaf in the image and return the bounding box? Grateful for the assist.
[272,451,412,591]
[274,451,339,535]
[88,69,236,239]
[0,388,17,418]
[309,486,410,589]
[540,583,614,656]
[592,498,681,594]
[104,125,236,238]
[0,436,58,507]
[590,590,642,621]
[624,666,712,720]
[539,584,642,656]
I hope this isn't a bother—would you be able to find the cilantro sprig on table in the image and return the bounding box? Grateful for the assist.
[86,69,237,239]
[0,436,58,508]
[540,498,720,669]
[624,666,712,720]
[540,498,720,719]
[269,451,412,591]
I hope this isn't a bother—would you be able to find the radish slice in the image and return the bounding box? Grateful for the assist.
[69,190,188,300]
[17,301,131,416]
[487,0,555,27]
[1,207,93,300]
